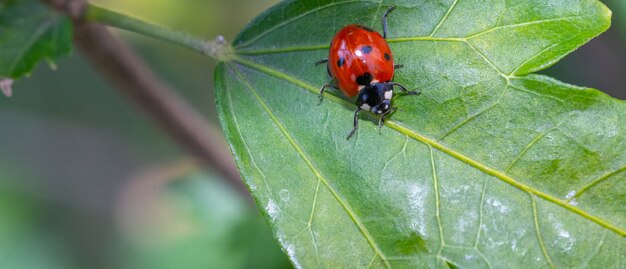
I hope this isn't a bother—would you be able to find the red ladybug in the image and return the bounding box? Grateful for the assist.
[317,5,419,139]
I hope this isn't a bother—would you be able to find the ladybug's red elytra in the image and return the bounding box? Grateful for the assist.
[317,5,419,139]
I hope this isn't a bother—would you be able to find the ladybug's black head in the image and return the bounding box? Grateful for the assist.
[355,82,394,114]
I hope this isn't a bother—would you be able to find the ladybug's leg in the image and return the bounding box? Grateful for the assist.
[347,108,361,139]
[319,84,338,103]
[382,5,396,39]
[316,58,336,103]
[394,64,404,69]
[378,107,395,130]
[391,82,421,95]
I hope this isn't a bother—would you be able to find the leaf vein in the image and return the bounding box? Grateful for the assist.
[582,231,606,267]
[464,41,507,77]
[530,194,555,269]
[368,0,384,29]
[429,146,446,250]
[505,124,561,173]
[475,249,493,269]
[474,178,488,248]
[366,253,379,269]
[464,15,592,40]
[308,180,322,226]
[307,182,322,268]
[429,0,459,37]
[509,33,583,76]
[568,164,626,202]
[309,227,322,267]
[438,99,500,141]
[508,84,565,103]
[235,37,463,55]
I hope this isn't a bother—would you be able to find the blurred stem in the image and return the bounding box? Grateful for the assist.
[84,3,232,60]
[43,0,249,201]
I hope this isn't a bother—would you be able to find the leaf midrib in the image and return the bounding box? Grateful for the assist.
[229,55,626,237]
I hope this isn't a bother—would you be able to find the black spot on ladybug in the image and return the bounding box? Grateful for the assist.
[384,53,391,61]
[357,25,375,32]
[337,57,345,67]
[356,72,373,85]
[361,46,372,54]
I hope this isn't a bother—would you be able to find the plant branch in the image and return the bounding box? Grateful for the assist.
[84,4,231,59]
[43,0,249,199]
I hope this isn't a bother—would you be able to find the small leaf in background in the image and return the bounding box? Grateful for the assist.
[215,0,624,268]
[0,0,72,80]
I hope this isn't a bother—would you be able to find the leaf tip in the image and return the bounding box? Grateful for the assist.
[597,1,613,28]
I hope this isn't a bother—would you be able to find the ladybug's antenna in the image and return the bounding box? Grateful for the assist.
[382,5,396,38]
[315,59,329,65]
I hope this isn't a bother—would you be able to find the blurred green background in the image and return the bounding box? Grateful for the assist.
[0,0,624,268]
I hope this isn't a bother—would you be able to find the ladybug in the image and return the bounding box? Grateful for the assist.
[317,5,419,139]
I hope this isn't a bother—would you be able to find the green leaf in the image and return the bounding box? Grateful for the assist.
[215,0,625,268]
[0,0,72,80]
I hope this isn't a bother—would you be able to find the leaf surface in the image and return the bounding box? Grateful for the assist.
[215,0,625,268]
[0,0,72,80]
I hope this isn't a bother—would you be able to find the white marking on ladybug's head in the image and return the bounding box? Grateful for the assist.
[372,79,379,84]
[384,90,393,100]
[360,103,371,111]
[358,85,365,91]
